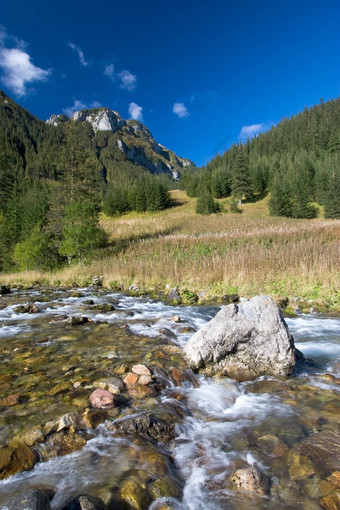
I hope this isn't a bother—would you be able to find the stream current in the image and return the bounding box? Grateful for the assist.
[0,288,339,509]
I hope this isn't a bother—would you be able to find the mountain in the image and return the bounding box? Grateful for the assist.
[0,90,194,183]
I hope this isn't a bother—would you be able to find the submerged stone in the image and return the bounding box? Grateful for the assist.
[62,494,108,510]
[89,389,116,409]
[1,489,51,510]
[0,443,39,480]
[109,413,176,443]
[297,430,340,474]
[229,466,270,496]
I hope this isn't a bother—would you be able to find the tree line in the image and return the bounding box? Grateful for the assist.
[181,97,340,218]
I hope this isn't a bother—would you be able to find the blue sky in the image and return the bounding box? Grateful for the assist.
[0,0,339,166]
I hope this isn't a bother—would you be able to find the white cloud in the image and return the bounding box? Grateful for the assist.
[118,70,137,91]
[63,99,103,117]
[91,100,102,108]
[238,123,272,140]
[0,46,50,97]
[69,42,89,67]
[104,63,115,78]
[173,102,189,118]
[128,102,143,121]
[104,63,137,92]
[63,99,87,116]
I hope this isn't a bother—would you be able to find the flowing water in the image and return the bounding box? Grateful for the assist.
[0,288,339,509]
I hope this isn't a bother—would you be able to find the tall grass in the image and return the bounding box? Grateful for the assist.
[2,191,339,305]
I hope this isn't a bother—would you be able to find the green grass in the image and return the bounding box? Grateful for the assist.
[2,191,340,310]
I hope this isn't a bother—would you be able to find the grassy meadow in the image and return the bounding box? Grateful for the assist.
[2,191,340,309]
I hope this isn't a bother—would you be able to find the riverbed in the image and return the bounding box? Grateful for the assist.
[0,287,339,509]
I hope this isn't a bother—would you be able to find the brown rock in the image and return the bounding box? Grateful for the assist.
[131,364,151,376]
[43,413,87,435]
[62,494,108,510]
[123,372,139,386]
[321,491,340,510]
[138,375,152,386]
[128,384,157,399]
[40,431,86,460]
[297,430,340,473]
[93,377,125,394]
[230,466,270,496]
[82,409,108,429]
[10,425,44,447]
[0,394,20,406]
[0,443,39,480]
[89,389,115,409]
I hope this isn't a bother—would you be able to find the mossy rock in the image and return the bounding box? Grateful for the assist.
[0,443,39,480]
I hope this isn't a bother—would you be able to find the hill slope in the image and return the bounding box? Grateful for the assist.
[182,97,340,219]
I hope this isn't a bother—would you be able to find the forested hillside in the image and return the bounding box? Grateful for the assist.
[0,91,181,272]
[181,97,340,219]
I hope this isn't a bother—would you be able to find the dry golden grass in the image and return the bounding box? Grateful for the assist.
[2,191,340,306]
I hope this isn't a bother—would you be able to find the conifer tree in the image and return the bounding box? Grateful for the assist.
[231,146,252,202]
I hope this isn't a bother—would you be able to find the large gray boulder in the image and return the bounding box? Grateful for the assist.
[183,296,297,381]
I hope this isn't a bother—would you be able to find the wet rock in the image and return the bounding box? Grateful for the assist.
[149,475,182,500]
[132,364,151,376]
[0,393,21,406]
[1,489,51,510]
[114,364,129,375]
[221,293,239,304]
[14,303,40,314]
[49,381,71,396]
[82,409,108,429]
[123,373,139,386]
[170,368,199,387]
[93,377,125,394]
[0,284,10,295]
[109,413,176,443]
[62,494,108,510]
[321,491,340,510]
[11,425,44,447]
[229,466,270,496]
[40,431,86,460]
[297,430,340,473]
[288,451,316,480]
[0,443,39,480]
[128,384,157,399]
[184,295,298,381]
[43,413,88,435]
[82,299,95,305]
[89,389,116,409]
[166,288,181,305]
[92,303,115,312]
[49,314,68,323]
[119,472,151,510]
[172,315,182,323]
[138,375,152,385]
[67,316,90,325]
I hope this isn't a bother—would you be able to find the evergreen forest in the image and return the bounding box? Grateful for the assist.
[181,97,340,219]
[0,90,339,274]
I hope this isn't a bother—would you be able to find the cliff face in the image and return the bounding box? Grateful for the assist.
[47,107,194,175]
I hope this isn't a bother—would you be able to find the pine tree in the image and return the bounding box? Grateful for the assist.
[59,200,107,264]
[231,146,252,202]
[324,168,340,219]
[196,191,220,215]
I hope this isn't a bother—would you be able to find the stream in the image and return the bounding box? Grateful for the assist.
[0,287,339,509]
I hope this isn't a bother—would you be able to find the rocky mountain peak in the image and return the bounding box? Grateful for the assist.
[71,107,126,133]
